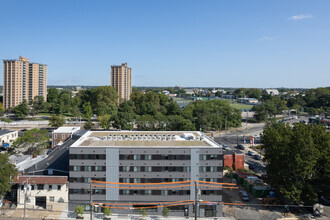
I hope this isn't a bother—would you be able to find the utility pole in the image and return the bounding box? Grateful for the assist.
[194,181,200,220]
[23,178,29,220]
[225,116,227,131]
[90,183,93,220]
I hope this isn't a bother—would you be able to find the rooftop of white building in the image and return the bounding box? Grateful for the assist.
[71,131,221,148]
[52,127,80,134]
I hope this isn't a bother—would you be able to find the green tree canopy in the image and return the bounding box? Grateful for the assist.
[32,96,45,113]
[74,206,84,217]
[0,102,5,117]
[162,207,170,218]
[246,88,261,99]
[13,100,29,118]
[103,207,112,216]
[98,114,111,130]
[13,128,50,155]
[261,123,330,204]
[83,102,93,120]
[0,153,17,197]
[48,114,66,128]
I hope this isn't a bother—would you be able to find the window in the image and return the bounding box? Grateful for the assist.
[85,166,92,171]
[122,178,130,183]
[21,185,24,190]
[54,134,57,139]
[95,166,103,171]
[133,166,141,172]
[145,166,152,172]
[48,185,52,190]
[133,155,141,160]
[37,184,44,190]
[145,155,152,160]
[31,185,35,190]
[200,155,207,160]
[134,178,141,183]
[62,134,65,139]
[49,196,54,202]
[122,166,130,172]
[57,185,61,190]
[73,166,81,171]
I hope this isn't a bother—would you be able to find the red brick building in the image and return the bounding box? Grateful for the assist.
[224,150,245,170]
[51,127,80,149]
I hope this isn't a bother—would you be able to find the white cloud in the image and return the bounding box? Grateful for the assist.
[289,14,313,20]
[257,36,281,42]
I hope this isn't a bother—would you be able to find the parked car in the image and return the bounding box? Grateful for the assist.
[237,144,245,150]
[254,155,262,160]
[239,191,249,201]
[248,151,255,156]
[248,164,255,170]
[223,145,229,150]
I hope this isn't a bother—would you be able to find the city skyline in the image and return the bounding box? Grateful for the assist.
[1,0,330,88]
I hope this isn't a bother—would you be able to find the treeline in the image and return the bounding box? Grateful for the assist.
[11,86,241,131]
[252,87,330,121]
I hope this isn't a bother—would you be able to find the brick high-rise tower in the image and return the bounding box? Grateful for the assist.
[111,63,132,101]
[3,56,47,109]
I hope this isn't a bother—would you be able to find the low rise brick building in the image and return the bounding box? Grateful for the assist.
[51,127,80,149]
[13,175,68,211]
[224,150,244,170]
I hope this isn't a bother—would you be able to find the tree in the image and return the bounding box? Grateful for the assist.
[48,114,65,128]
[246,88,261,99]
[13,128,50,156]
[112,101,135,130]
[103,207,112,217]
[13,100,29,118]
[75,205,84,217]
[162,207,170,218]
[233,88,248,98]
[90,86,118,114]
[84,120,94,130]
[0,102,5,117]
[47,88,60,103]
[32,96,45,113]
[98,115,111,129]
[83,102,93,120]
[261,123,330,205]
[0,153,17,198]
[139,209,148,219]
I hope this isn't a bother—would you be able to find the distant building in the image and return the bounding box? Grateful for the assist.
[3,56,47,109]
[0,130,18,148]
[52,127,80,149]
[184,88,195,95]
[222,94,234,99]
[111,63,132,101]
[236,98,259,104]
[263,89,279,96]
[13,175,68,211]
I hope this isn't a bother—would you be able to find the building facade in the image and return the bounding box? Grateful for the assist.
[110,63,132,101]
[69,131,223,217]
[13,175,68,211]
[3,56,47,109]
[0,130,18,148]
[51,127,81,149]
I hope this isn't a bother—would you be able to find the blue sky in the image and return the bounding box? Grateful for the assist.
[1,0,329,88]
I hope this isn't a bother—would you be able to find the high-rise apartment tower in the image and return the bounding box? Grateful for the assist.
[3,56,47,109]
[111,63,132,101]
